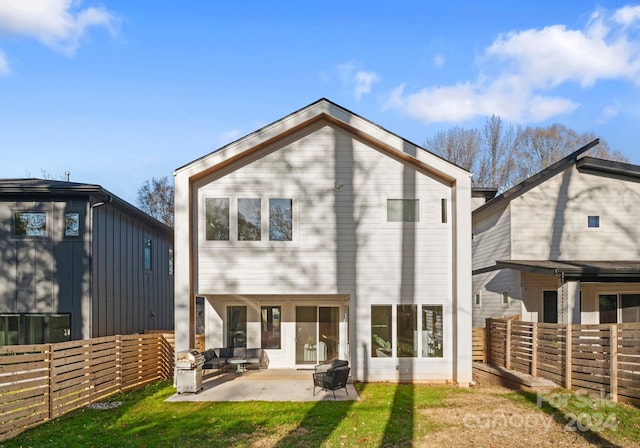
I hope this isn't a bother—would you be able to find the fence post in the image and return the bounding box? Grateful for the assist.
[505,319,511,369]
[486,318,492,365]
[565,324,572,390]
[531,322,538,377]
[610,324,618,403]
[483,326,488,363]
[46,344,53,421]
[116,335,122,394]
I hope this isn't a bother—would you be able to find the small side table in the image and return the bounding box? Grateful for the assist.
[228,358,248,374]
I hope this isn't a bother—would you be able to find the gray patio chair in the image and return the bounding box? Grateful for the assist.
[313,364,350,398]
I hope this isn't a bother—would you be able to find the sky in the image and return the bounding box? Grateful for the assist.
[1,1,640,205]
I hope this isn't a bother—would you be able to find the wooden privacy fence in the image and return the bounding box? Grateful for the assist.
[0,333,174,442]
[472,327,487,362]
[486,318,640,405]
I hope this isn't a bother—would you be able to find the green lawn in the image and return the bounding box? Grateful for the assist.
[2,380,639,448]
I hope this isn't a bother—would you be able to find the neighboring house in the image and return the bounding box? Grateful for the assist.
[0,179,174,345]
[472,139,640,327]
[174,99,473,385]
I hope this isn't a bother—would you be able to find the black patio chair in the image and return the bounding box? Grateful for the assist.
[313,363,350,398]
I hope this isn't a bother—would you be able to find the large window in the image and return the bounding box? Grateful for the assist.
[371,305,392,357]
[599,294,640,323]
[14,212,47,236]
[238,198,261,241]
[261,306,281,349]
[269,198,292,241]
[205,196,294,242]
[599,294,618,324]
[422,306,443,357]
[371,305,444,358]
[205,198,230,240]
[387,199,419,222]
[0,314,70,345]
[227,306,247,348]
[397,305,417,357]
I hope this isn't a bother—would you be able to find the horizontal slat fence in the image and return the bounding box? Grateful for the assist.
[0,333,174,442]
[472,327,486,362]
[486,319,640,405]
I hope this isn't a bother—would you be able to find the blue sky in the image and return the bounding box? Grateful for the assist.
[1,1,640,204]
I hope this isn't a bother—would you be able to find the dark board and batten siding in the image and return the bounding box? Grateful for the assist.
[92,204,173,338]
[0,199,92,340]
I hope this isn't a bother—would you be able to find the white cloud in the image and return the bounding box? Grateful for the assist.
[612,5,640,27]
[0,0,118,71]
[354,71,378,101]
[433,54,445,68]
[386,5,640,123]
[337,62,379,100]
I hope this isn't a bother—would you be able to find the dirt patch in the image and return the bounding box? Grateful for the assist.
[416,385,636,448]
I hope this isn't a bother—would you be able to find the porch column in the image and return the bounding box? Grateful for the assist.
[558,279,581,324]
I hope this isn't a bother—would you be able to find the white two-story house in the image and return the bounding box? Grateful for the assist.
[173,99,472,384]
[473,140,640,327]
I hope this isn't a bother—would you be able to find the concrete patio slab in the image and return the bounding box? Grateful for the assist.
[165,369,359,402]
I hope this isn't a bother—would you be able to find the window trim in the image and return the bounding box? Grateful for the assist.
[501,291,509,307]
[587,215,600,229]
[474,292,482,308]
[371,303,446,359]
[386,198,420,223]
[63,211,82,238]
[13,210,48,238]
[203,194,298,246]
[143,237,153,272]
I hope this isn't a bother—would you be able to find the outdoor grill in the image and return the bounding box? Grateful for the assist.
[175,350,205,394]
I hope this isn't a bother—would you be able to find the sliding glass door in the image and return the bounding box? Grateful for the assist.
[295,306,339,365]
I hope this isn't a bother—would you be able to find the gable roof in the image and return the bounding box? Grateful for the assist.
[0,178,172,234]
[473,139,600,217]
[174,98,471,184]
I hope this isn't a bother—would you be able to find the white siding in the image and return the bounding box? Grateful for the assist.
[511,165,640,260]
[194,124,453,300]
[472,269,522,326]
[472,205,511,271]
[174,100,472,384]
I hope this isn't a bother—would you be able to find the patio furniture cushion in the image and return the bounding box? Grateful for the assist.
[202,349,216,361]
[314,359,348,374]
[313,365,350,398]
[215,347,234,359]
[233,347,247,359]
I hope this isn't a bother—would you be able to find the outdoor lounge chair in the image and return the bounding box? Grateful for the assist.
[312,360,350,398]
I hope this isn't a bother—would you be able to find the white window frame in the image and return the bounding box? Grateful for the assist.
[501,291,509,307]
[203,194,298,247]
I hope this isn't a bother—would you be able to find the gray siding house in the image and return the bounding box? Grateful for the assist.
[174,99,473,385]
[472,140,640,327]
[0,179,174,345]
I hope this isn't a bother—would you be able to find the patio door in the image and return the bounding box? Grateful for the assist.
[295,306,339,366]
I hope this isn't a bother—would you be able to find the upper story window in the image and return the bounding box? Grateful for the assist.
[588,215,600,228]
[205,198,230,241]
[144,238,152,271]
[64,212,80,237]
[238,198,261,241]
[387,199,419,222]
[269,198,292,241]
[205,196,294,243]
[14,212,47,237]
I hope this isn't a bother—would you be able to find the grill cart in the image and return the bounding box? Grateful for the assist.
[175,350,205,393]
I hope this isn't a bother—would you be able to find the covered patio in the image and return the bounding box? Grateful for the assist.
[165,369,360,402]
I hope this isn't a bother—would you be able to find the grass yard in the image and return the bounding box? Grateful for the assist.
[2,379,639,448]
